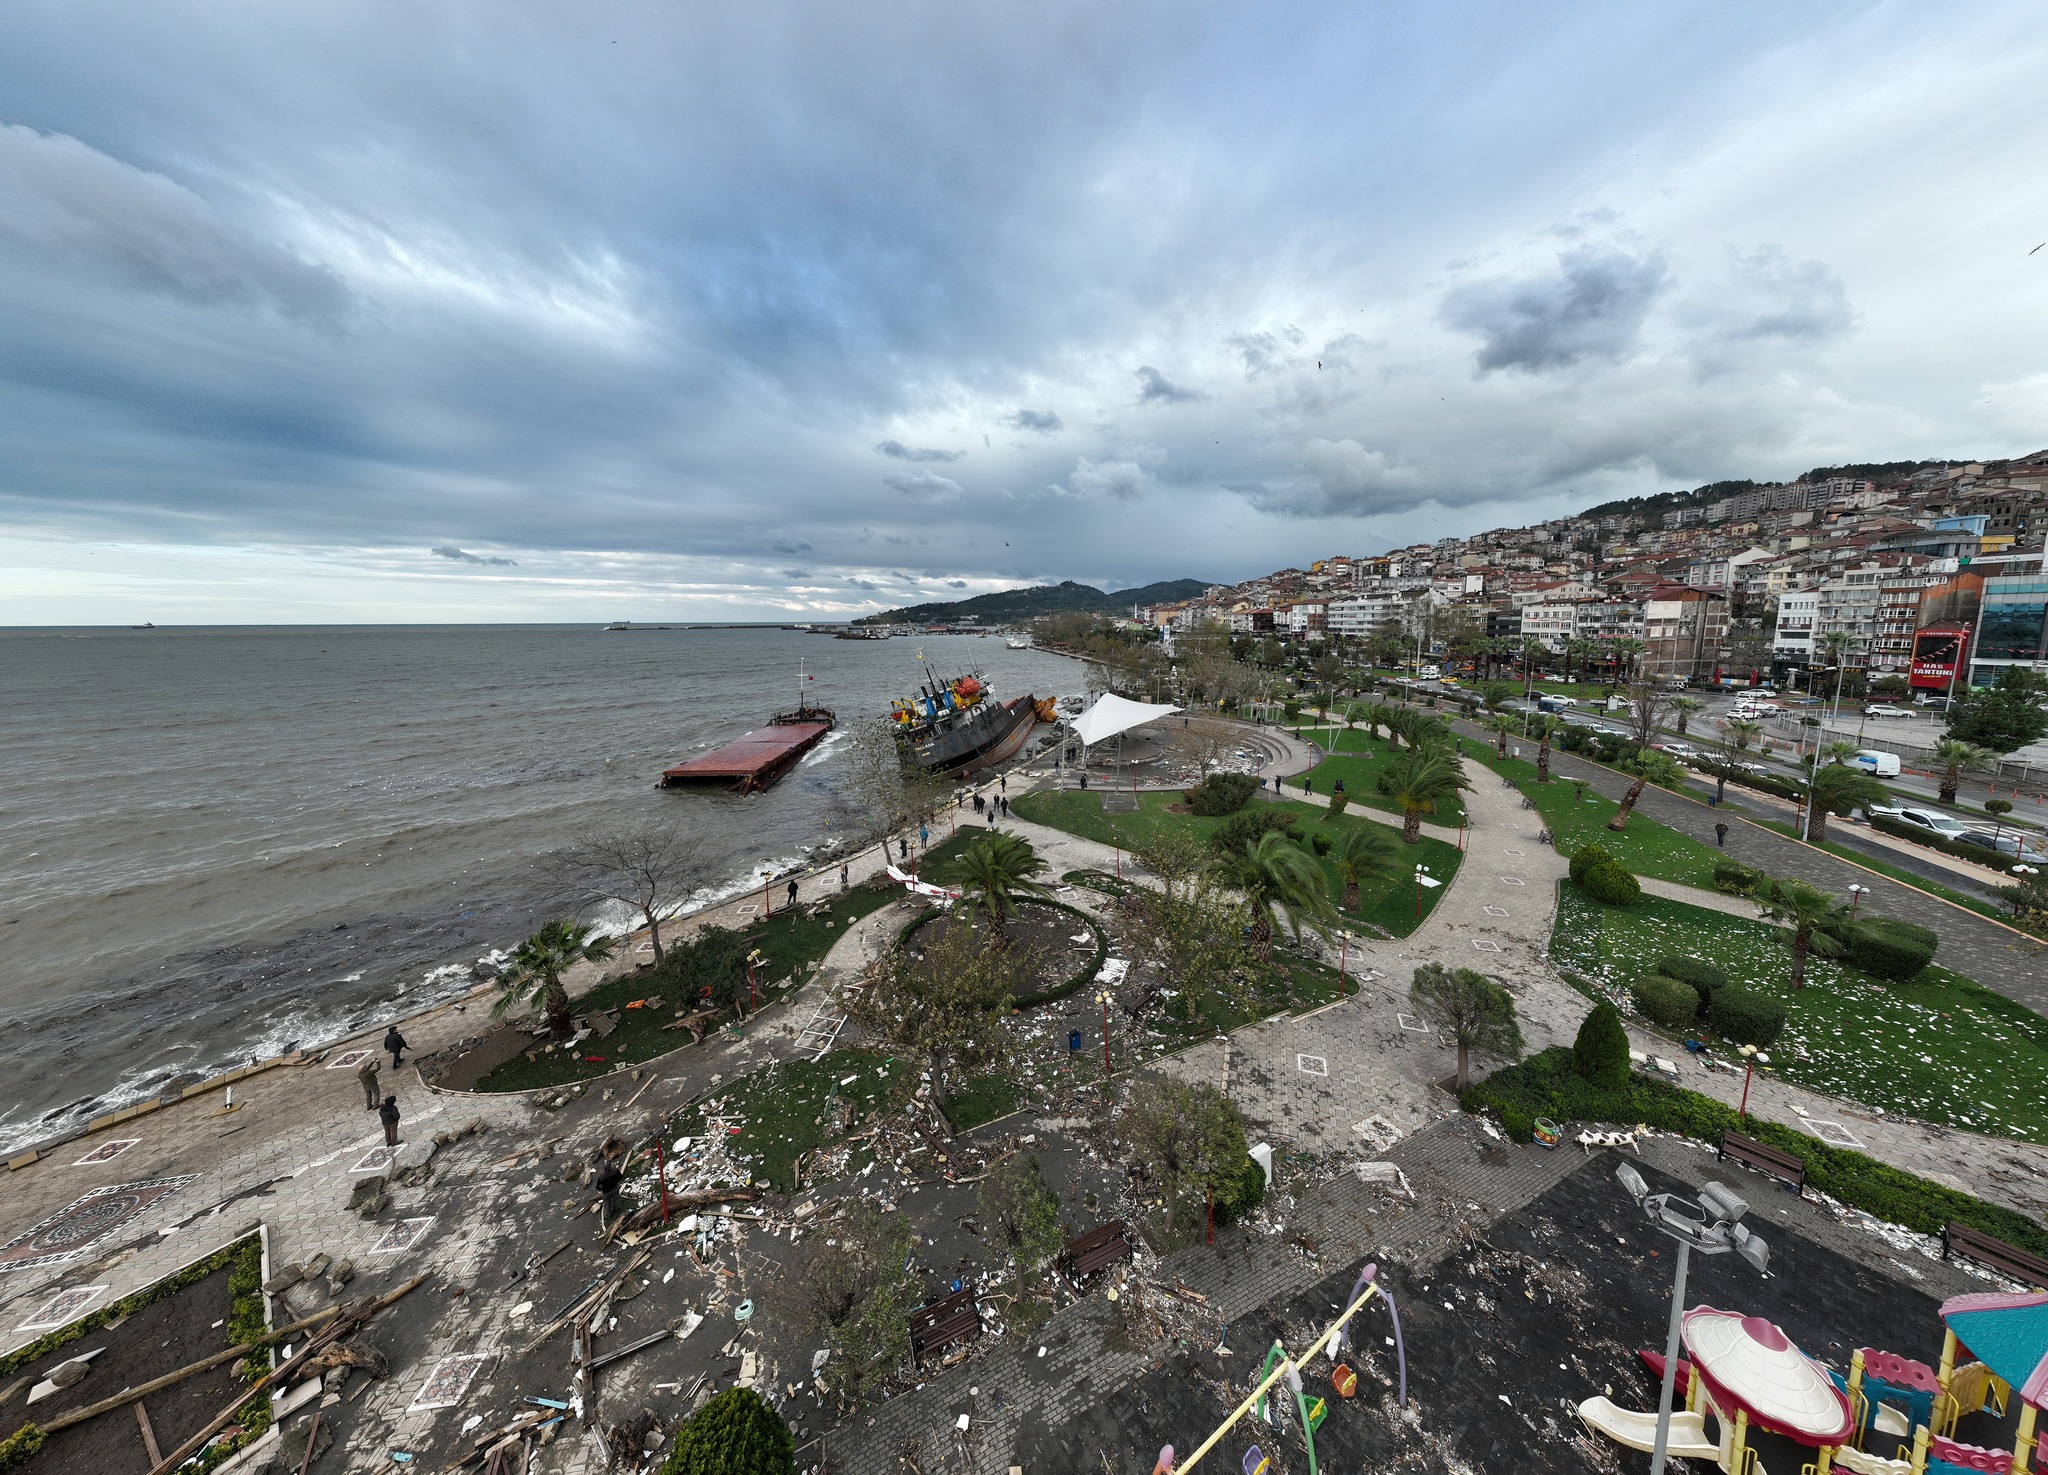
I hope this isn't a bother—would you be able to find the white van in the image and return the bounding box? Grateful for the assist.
[1849,749,1901,777]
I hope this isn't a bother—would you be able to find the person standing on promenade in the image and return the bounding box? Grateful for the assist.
[356,1057,381,1110]
[786,878,798,909]
[592,1152,624,1222]
[378,1094,401,1146]
[384,1025,408,1069]
[1715,821,1730,848]
[839,860,849,889]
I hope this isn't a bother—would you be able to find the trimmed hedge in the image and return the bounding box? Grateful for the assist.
[1568,842,1616,885]
[1868,814,2016,871]
[1713,859,1766,897]
[1702,760,1804,803]
[1184,773,1259,816]
[1631,973,1703,1030]
[1580,860,1641,907]
[661,1387,795,1475]
[1461,1048,2048,1258]
[1831,916,1939,983]
[1659,956,1728,993]
[1573,1001,1632,1087]
[1709,987,1788,1047]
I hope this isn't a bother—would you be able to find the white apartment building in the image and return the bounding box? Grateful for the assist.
[1773,591,1817,666]
[1325,591,1427,639]
[1520,600,1583,651]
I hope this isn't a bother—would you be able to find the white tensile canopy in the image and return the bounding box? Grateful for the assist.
[1071,693,1183,749]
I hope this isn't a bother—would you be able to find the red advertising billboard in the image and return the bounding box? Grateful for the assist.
[1910,624,1969,689]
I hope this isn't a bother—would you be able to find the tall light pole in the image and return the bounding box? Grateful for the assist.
[1736,1044,1769,1121]
[1098,989,1112,1073]
[1847,883,1870,916]
[1615,1166,1771,1475]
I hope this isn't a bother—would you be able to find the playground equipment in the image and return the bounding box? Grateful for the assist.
[1935,1289,2048,1475]
[1169,1263,1407,1475]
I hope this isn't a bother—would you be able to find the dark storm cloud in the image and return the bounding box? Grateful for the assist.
[1003,409,1062,433]
[1440,247,1668,373]
[1135,366,1201,404]
[884,470,963,504]
[947,579,967,587]
[876,440,964,462]
[431,544,516,566]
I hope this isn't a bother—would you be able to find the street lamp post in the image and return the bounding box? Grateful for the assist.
[1336,930,1350,997]
[1099,989,1112,1074]
[1615,1165,1771,1475]
[1847,883,1870,915]
[1737,1043,1769,1121]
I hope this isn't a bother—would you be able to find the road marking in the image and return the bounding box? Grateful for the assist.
[1472,939,1502,952]
[1805,1120,1864,1150]
[1499,875,1526,886]
[1396,1014,1431,1034]
[1484,905,1510,917]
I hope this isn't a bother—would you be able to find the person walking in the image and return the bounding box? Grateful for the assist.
[999,774,1007,793]
[1001,795,1010,817]
[378,1093,402,1147]
[1714,821,1730,848]
[898,837,909,861]
[786,878,798,909]
[356,1057,381,1111]
[592,1153,624,1221]
[1079,772,1088,790]
[384,1025,408,1069]
[839,860,849,888]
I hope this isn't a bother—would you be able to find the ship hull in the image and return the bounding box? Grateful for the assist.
[660,712,835,794]
[900,695,1038,778]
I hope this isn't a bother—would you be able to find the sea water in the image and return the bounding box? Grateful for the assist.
[0,624,1081,1152]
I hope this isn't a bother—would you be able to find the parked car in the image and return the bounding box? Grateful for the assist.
[1863,703,1912,717]
[1654,741,1700,758]
[1958,831,2048,864]
[1871,806,1972,840]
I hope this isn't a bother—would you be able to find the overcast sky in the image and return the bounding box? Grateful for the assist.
[2,1,2044,623]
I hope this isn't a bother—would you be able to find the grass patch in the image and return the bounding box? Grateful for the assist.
[1484,752,1722,887]
[941,1074,1019,1133]
[668,1048,900,1193]
[1297,728,1468,825]
[1551,881,2048,1144]
[475,881,902,1092]
[1012,789,1460,936]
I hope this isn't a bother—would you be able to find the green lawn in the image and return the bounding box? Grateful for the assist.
[1297,728,1468,825]
[474,880,903,1092]
[1011,788,1462,936]
[1482,753,1723,887]
[1551,882,2048,1144]
[663,1047,901,1192]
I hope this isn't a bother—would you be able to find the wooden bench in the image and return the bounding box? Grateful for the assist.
[1060,1220,1132,1283]
[1944,1223,2048,1290]
[909,1288,980,1366]
[1717,1131,1806,1193]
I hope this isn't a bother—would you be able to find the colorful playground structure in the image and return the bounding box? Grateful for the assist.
[1578,1287,2048,1475]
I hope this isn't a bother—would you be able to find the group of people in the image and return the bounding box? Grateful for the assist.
[353,1024,412,1144]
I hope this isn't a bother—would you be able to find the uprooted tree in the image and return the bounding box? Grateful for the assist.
[977,1152,1065,1300]
[1117,1077,1253,1236]
[659,1387,794,1475]
[847,915,1026,1128]
[805,1200,919,1408]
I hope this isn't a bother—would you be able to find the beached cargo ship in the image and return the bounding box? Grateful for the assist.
[890,674,1056,778]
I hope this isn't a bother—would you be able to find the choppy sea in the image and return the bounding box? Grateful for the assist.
[0,624,1081,1153]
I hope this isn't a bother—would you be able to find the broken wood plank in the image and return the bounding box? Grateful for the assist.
[134,1401,162,1465]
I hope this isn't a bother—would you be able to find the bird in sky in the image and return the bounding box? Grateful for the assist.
[2031,242,2045,255]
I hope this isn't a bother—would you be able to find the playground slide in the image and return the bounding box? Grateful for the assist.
[1575,1397,1721,1461]
[1831,1448,1912,1475]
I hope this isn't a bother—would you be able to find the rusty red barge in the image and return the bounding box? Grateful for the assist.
[658,705,835,794]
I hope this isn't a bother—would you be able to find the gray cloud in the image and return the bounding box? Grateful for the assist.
[1710,245,1855,344]
[1004,408,1063,433]
[0,123,348,327]
[948,579,967,587]
[782,567,811,578]
[1136,365,1200,403]
[876,439,964,462]
[431,544,516,566]
[1440,247,1667,373]
[884,469,963,504]
[768,532,815,555]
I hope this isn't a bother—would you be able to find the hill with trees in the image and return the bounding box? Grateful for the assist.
[856,577,1212,625]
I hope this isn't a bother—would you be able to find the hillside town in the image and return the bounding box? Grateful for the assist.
[1133,451,2048,697]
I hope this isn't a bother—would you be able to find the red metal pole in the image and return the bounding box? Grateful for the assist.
[747,956,757,1014]
[1414,874,1422,922]
[1101,995,1111,1074]
[1739,1058,1755,1122]
[763,880,771,918]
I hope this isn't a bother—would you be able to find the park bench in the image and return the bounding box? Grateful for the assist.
[1059,1220,1132,1284]
[1717,1131,1807,1193]
[1943,1222,2048,1289]
[909,1288,980,1366]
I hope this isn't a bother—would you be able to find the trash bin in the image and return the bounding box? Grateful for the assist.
[1068,1029,1083,1052]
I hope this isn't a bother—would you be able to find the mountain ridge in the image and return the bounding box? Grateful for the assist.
[855,577,1213,625]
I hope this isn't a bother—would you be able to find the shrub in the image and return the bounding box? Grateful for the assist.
[1713,859,1766,897]
[661,1388,795,1475]
[1461,1048,2048,1257]
[1579,861,1641,908]
[1985,799,2014,819]
[1309,832,1332,857]
[1326,789,1350,819]
[1557,724,1595,755]
[1283,701,1301,722]
[1500,1106,1534,1143]
[1710,987,1787,1047]
[1214,1153,1267,1222]
[1658,957,1728,1011]
[1833,916,1938,983]
[1631,973,1702,1030]
[1209,807,1302,856]
[1572,1001,1632,1087]
[1868,814,2015,870]
[1184,772,1259,816]
[1568,842,1617,885]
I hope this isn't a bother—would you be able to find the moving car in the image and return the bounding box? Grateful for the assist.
[1871,805,1972,840]
[1862,703,1912,718]
[1847,748,1901,777]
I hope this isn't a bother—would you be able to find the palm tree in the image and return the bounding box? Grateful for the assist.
[1802,759,1889,845]
[1723,717,1764,751]
[1671,696,1704,736]
[1210,830,1337,958]
[1331,821,1402,911]
[1758,878,1849,990]
[1930,737,1995,806]
[1564,636,1602,692]
[1606,638,1646,688]
[1607,749,1686,831]
[1490,713,1517,758]
[496,919,618,1040]
[1530,714,1556,784]
[1385,745,1472,842]
[933,831,1053,946]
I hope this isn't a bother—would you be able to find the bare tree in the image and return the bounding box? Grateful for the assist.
[838,716,953,870]
[1621,678,1673,748]
[555,822,704,963]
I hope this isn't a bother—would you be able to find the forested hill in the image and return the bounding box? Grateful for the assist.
[856,578,1213,625]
